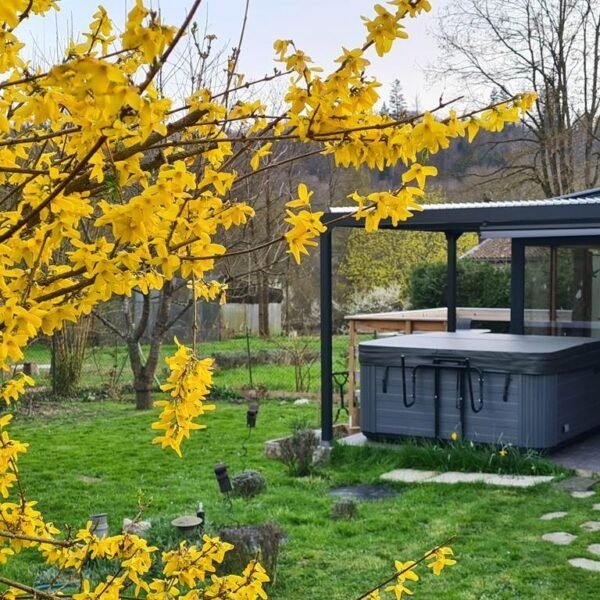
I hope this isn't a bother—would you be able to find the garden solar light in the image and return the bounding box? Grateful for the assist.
[246,403,259,428]
[196,501,205,527]
[214,463,232,494]
[171,515,202,538]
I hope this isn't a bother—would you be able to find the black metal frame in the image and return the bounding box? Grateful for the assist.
[319,192,600,443]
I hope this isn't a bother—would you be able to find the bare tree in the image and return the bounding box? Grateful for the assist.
[435,0,600,197]
[93,282,195,409]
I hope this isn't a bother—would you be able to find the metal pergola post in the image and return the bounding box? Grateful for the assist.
[511,238,525,334]
[446,231,459,332]
[320,229,334,445]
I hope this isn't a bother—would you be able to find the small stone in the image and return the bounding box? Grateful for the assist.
[581,521,600,532]
[540,512,568,521]
[592,503,600,511]
[542,532,577,545]
[380,469,439,483]
[571,491,596,499]
[293,399,311,406]
[587,544,600,557]
[569,558,600,572]
[123,518,151,537]
[338,432,368,446]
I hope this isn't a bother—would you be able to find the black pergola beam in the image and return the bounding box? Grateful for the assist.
[320,229,334,445]
[446,232,460,332]
[511,239,525,334]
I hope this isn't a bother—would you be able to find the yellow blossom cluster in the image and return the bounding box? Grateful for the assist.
[0,0,525,596]
[153,339,216,456]
[273,1,535,260]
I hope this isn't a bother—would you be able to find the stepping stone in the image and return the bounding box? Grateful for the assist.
[329,485,399,501]
[555,477,597,493]
[587,544,600,557]
[428,472,486,484]
[379,470,554,487]
[542,532,577,545]
[571,491,596,499]
[480,474,554,488]
[569,558,600,572]
[581,521,600,532]
[380,469,439,483]
[593,503,600,511]
[540,512,568,521]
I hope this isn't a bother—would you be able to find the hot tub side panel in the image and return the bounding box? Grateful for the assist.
[518,374,559,449]
[360,363,436,439]
[555,369,600,444]
[361,363,523,444]
[461,372,522,445]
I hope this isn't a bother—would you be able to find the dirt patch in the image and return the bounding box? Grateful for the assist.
[77,475,102,484]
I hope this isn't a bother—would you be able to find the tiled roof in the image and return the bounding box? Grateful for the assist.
[461,238,511,262]
[462,239,551,262]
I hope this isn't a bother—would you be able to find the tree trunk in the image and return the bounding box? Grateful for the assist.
[134,375,154,410]
[125,282,176,409]
[52,316,91,397]
[258,271,270,337]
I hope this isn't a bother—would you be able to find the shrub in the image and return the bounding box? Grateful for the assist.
[231,470,267,499]
[331,498,358,520]
[408,259,511,310]
[344,284,404,315]
[219,522,284,584]
[278,426,319,477]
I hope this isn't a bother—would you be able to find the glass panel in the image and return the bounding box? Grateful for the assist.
[524,246,551,335]
[554,247,600,337]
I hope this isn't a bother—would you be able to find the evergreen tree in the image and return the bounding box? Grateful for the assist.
[388,78,407,119]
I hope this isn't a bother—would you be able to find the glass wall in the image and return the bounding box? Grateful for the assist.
[524,242,600,337]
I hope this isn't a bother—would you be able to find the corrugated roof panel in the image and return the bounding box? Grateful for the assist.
[328,192,600,214]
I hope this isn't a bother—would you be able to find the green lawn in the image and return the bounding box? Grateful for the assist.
[23,335,356,393]
[4,400,599,599]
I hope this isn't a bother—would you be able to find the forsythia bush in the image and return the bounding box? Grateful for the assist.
[0,0,533,597]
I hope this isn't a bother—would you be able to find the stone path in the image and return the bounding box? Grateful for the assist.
[542,532,577,545]
[540,511,568,521]
[551,431,600,474]
[554,476,597,493]
[541,476,600,572]
[380,468,554,488]
[569,558,600,572]
[571,491,595,499]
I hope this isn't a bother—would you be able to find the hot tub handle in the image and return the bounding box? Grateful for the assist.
[465,360,484,414]
[502,374,511,403]
[382,356,415,408]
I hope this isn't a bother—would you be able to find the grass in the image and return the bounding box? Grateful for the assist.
[23,334,357,393]
[4,399,600,599]
[335,438,562,476]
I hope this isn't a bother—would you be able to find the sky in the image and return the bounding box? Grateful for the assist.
[19,0,452,110]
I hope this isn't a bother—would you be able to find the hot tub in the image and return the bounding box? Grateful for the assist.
[359,332,600,449]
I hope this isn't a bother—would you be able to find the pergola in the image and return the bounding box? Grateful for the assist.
[319,187,600,444]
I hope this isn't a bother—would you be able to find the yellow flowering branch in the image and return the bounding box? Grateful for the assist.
[356,536,457,600]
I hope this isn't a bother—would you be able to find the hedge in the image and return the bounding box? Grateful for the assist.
[408,259,511,309]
